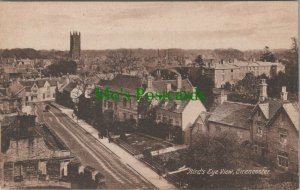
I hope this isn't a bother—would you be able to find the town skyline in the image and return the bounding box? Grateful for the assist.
[0,2,297,50]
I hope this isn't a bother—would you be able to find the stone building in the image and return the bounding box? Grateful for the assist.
[70,31,81,60]
[202,59,285,88]
[8,79,58,105]
[98,74,143,123]
[1,115,73,187]
[250,80,298,172]
[1,115,105,189]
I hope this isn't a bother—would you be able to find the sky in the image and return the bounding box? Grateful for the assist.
[0,2,298,50]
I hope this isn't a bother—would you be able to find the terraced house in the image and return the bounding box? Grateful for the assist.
[250,80,298,173]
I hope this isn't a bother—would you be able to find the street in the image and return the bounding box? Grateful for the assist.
[35,103,155,189]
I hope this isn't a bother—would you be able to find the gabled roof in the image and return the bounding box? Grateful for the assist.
[208,101,255,130]
[157,100,189,113]
[99,74,143,94]
[253,98,283,120]
[152,79,193,92]
[19,79,57,89]
[282,102,298,130]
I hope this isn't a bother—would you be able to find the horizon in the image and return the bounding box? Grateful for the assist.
[0,2,297,50]
[0,47,293,52]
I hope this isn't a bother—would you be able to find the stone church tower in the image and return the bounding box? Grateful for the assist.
[70,31,81,60]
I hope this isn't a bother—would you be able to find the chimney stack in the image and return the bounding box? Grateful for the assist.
[177,75,182,91]
[280,86,288,101]
[220,89,227,104]
[259,79,268,102]
[166,83,171,92]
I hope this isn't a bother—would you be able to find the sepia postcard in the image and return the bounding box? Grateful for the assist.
[0,1,298,189]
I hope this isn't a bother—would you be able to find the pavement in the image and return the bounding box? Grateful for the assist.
[48,102,178,190]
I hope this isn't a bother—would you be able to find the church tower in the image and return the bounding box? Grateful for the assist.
[70,31,81,60]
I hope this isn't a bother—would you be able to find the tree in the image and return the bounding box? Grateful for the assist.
[47,59,77,76]
[194,55,204,66]
[105,50,139,74]
[181,131,257,189]
[259,46,276,62]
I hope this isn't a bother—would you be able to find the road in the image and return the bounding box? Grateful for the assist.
[35,103,155,189]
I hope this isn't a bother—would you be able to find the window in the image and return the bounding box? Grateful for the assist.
[257,126,263,135]
[123,113,127,120]
[253,145,258,154]
[169,118,173,125]
[25,96,28,101]
[108,101,113,109]
[43,93,45,99]
[278,151,289,167]
[231,69,233,72]
[279,129,288,145]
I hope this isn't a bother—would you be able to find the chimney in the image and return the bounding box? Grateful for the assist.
[259,79,268,102]
[166,83,171,92]
[220,89,227,104]
[147,75,153,90]
[280,86,288,101]
[177,75,182,91]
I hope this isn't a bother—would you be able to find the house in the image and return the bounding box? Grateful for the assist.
[97,74,144,123]
[149,72,207,144]
[250,79,298,172]
[206,101,254,142]
[18,79,57,103]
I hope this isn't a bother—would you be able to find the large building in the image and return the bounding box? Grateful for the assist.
[202,59,285,88]
[70,31,81,60]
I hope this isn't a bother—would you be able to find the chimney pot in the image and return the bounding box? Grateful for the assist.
[259,79,268,102]
[280,86,288,101]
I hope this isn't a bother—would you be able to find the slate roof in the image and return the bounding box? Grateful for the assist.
[282,102,298,130]
[98,74,143,95]
[254,98,298,131]
[254,98,283,120]
[152,79,193,92]
[19,79,57,89]
[208,101,255,129]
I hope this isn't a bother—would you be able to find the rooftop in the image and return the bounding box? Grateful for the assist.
[208,101,255,129]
